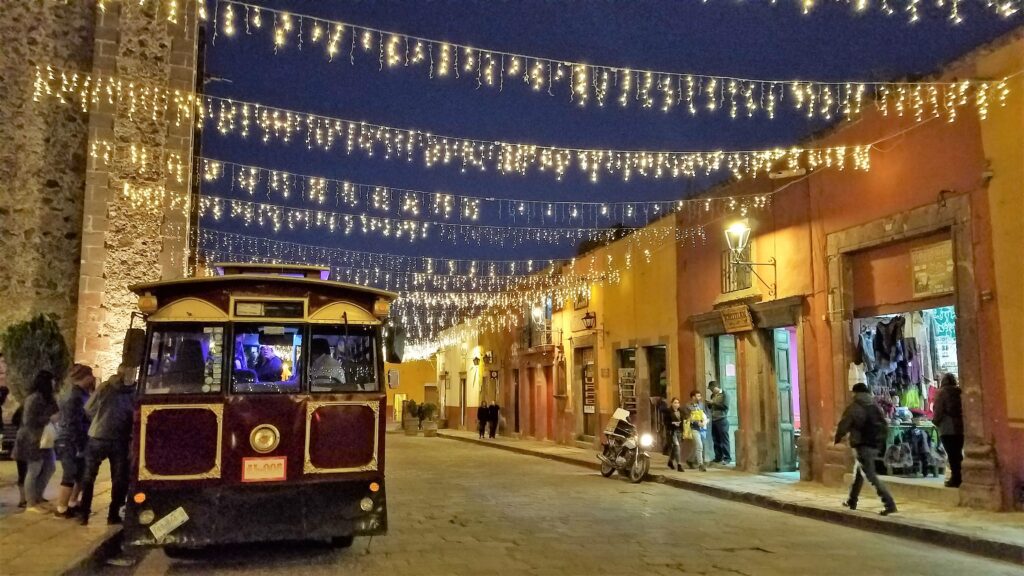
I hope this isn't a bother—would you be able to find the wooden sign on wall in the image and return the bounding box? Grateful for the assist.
[721,305,754,333]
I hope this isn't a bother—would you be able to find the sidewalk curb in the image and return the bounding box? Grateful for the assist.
[439,432,1023,565]
[62,528,122,575]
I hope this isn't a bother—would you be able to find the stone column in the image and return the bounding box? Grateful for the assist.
[76,0,199,376]
[0,1,96,343]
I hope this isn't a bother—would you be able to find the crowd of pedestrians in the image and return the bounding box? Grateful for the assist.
[10,363,136,526]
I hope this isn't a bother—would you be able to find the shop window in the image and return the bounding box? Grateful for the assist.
[722,247,752,293]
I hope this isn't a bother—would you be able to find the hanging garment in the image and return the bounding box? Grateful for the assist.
[854,329,877,371]
[904,337,922,385]
[874,316,906,364]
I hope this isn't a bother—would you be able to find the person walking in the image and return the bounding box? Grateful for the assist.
[655,397,671,456]
[78,365,136,526]
[487,402,500,438]
[707,382,731,464]
[835,382,897,516]
[476,403,489,439]
[931,373,964,488]
[54,364,95,518]
[12,404,28,508]
[665,398,685,472]
[684,391,708,471]
[14,371,60,513]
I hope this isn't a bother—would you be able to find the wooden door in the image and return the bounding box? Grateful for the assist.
[717,335,739,463]
[774,329,797,472]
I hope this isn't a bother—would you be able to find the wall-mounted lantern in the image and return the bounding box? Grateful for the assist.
[483,351,494,364]
[582,311,597,330]
[472,356,481,366]
[725,220,777,298]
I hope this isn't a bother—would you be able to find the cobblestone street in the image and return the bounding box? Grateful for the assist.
[107,435,1019,576]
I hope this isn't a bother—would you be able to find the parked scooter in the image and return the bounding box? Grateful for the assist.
[597,408,652,483]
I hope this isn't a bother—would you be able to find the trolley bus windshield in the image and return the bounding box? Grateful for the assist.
[308,325,379,393]
[144,325,225,395]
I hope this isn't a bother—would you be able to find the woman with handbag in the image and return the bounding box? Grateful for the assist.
[13,370,60,513]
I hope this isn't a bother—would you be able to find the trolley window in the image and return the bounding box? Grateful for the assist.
[231,325,303,394]
[144,325,225,395]
[308,325,379,393]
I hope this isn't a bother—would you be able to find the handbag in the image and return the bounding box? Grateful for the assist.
[39,422,58,449]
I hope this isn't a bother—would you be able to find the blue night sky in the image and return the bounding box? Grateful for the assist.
[198,0,1019,265]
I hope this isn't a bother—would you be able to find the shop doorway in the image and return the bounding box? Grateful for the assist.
[773,328,800,472]
[513,368,521,434]
[854,306,958,484]
[393,393,407,424]
[645,345,668,451]
[704,335,739,464]
[575,347,597,439]
[527,367,537,438]
[617,349,638,415]
[459,372,467,429]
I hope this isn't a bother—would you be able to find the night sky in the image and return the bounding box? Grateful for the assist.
[198,0,1018,266]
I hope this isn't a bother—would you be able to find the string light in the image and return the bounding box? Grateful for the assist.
[33,67,890,183]
[212,0,1015,123]
[198,193,718,247]
[199,157,774,226]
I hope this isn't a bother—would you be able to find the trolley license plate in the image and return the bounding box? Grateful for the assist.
[242,456,287,483]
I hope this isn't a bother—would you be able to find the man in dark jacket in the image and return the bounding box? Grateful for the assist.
[932,373,964,488]
[487,402,500,438]
[835,383,896,515]
[707,382,731,464]
[476,403,489,438]
[78,365,137,525]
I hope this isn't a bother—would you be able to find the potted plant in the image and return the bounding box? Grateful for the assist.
[402,400,420,436]
[418,402,439,437]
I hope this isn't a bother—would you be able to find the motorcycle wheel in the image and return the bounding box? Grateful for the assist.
[628,454,650,483]
[600,446,616,477]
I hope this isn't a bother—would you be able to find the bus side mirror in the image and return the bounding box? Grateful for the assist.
[122,328,147,369]
[384,325,405,364]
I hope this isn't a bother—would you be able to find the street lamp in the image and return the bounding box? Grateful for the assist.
[531,305,544,324]
[725,221,752,254]
[724,220,777,298]
[582,311,597,330]
[472,356,480,366]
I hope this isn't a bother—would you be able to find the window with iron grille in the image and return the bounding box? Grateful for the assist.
[722,247,752,293]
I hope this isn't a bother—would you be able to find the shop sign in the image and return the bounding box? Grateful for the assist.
[912,240,954,298]
[583,363,596,413]
[721,305,754,333]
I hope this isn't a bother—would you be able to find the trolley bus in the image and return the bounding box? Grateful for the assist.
[122,263,398,552]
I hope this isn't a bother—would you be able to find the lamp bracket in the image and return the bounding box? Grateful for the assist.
[731,256,777,298]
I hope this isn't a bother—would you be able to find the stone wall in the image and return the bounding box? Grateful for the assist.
[0,0,96,345]
[76,0,198,377]
[0,1,198,378]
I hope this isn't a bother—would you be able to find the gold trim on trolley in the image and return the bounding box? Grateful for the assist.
[139,404,224,481]
[303,401,380,474]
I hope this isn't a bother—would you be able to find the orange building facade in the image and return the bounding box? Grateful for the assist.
[675,34,1023,510]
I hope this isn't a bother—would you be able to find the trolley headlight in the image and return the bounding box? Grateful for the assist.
[138,509,155,525]
[359,497,374,512]
[640,433,654,448]
[250,424,281,454]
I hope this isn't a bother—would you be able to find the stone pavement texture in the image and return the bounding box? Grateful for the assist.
[103,434,1019,575]
[0,459,119,575]
[439,430,1024,564]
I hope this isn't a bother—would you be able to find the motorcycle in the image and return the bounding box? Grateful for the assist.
[597,408,652,483]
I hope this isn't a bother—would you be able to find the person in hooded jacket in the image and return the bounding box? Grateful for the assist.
[931,373,964,488]
[78,364,136,525]
[835,382,897,515]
